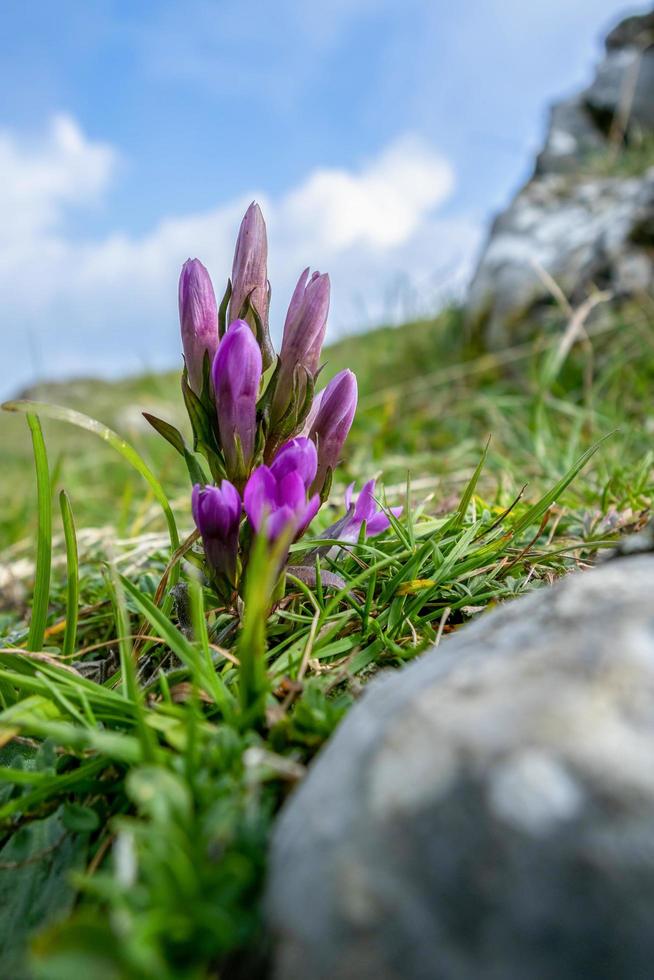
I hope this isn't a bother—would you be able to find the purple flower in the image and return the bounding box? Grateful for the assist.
[212,319,262,479]
[338,479,403,543]
[304,369,358,495]
[192,481,241,585]
[244,437,320,543]
[229,202,269,328]
[179,259,218,395]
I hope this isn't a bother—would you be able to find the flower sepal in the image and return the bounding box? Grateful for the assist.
[180,367,226,482]
[237,288,275,370]
[217,279,232,340]
[265,363,315,459]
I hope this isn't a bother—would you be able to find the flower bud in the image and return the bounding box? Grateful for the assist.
[212,319,262,480]
[228,202,269,329]
[244,437,320,544]
[281,268,330,378]
[179,259,218,395]
[304,369,358,496]
[191,481,241,586]
[271,269,330,423]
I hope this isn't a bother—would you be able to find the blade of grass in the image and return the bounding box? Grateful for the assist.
[3,400,180,572]
[59,490,79,658]
[187,576,235,717]
[119,575,226,712]
[450,437,490,531]
[26,415,52,653]
[106,564,158,762]
[511,435,613,536]
[237,530,290,725]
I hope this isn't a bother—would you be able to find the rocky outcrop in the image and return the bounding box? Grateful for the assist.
[467,11,654,348]
[267,554,654,980]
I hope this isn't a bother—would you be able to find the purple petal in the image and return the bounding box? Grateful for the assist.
[364,512,391,537]
[267,506,296,542]
[308,369,358,494]
[296,493,321,538]
[283,267,310,334]
[179,259,218,395]
[213,319,262,472]
[277,471,307,511]
[353,479,378,523]
[243,465,276,531]
[270,437,318,490]
[344,482,355,511]
[222,480,243,522]
[229,202,268,326]
[302,273,330,375]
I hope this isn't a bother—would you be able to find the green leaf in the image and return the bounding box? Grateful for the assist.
[218,277,232,339]
[142,412,186,454]
[0,808,88,980]
[142,412,208,486]
[181,375,224,481]
[61,803,100,833]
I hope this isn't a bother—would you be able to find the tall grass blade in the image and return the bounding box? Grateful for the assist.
[511,435,613,535]
[450,437,489,530]
[2,399,180,562]
[237,530,288,724]
[26,415,52,652]
[106,564,157,761]
[59,490,79,658]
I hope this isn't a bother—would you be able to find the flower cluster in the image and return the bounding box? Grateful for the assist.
[149,203,400,601]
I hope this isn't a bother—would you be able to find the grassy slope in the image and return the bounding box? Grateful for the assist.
[0,296,653,978]
[2,299,652,553]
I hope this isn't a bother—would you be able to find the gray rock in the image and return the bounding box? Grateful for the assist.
[468,168,654,348]
[535,97,606,176]
[467,11,654,347]
[267,555,654,980]
[589,12,654,132]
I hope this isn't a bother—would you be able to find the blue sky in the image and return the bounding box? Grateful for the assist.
[0,0,645,395]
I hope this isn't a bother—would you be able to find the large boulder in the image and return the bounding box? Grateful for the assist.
[467,11,654,348]
[267,554,654,980]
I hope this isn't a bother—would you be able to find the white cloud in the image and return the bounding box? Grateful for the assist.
[280,136,454,251]
[0,114,117,249]
[0,116,480,396]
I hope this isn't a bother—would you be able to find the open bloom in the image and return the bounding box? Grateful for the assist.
[304,369,358,496]
[338,479,402,542]
[244,437,320,543]
[228,202,269,328]
[192,481,241,585]
[179,259,218,395]
[212,319,262,479]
